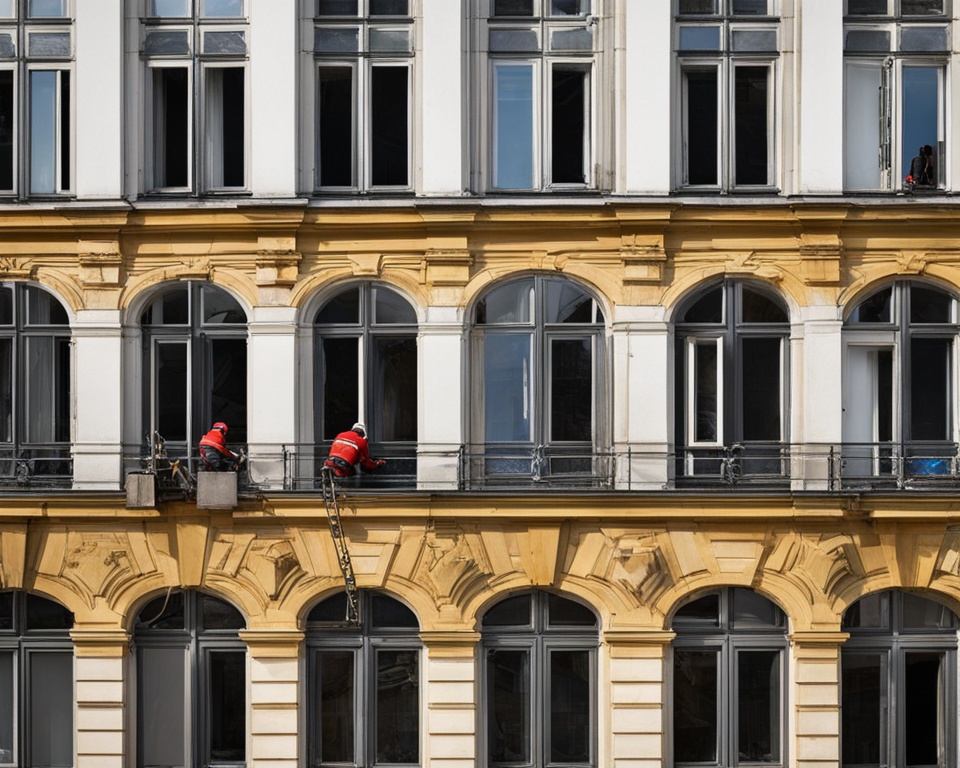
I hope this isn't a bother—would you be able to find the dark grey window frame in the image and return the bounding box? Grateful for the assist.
[841,589,958,768]
[480,590,598,768]
[306,590,422,768]
[670,587,787,768]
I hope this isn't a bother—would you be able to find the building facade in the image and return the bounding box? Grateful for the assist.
[0,1,958,768]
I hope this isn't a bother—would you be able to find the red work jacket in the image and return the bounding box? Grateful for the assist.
[327,430,377,470]
[199,428,232,457]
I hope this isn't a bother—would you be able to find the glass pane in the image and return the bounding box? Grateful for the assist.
[487,649,530,764]
[371,594,419,629]
[144,30,191,55]
[374,288,415,324]
[375,337,417,442]
[27,0,66,17]
[901,592,957,629]
[202,285,245,324]
[314,26,359,52]
[673,593,720,627]
[149,0,190,16]
[153,67,189,188]
[904,652,941,766]
[30,651,73,767]
[678,25,721,50]
[206,67,244,188]
[734,66,769,186]
[155,342,188,442]
[550,338,592,442]
[140,646,187,768]
[849,286,892,323]
[494,65,534,189]
[910,337,949,441]
[316,650,354,763]
[0,33,14,58]
[685,69,718,185]
[545,281,597,324]
[376,649,419,763]
[210,338,247,443]
[552,68,586,184]
[203,0,243,16]
[209,651,245,762]
[0,71,10,192]
[28,32,71,57]
[901,25,948,52]
[693,342,718,443]
[202,595,245,630]
[25,287,67,325]
[0,592,11,630]
[484,333,533,442]
[844,61,882,189]
[732,0,769,12]
[844,28,891,52]
[489,28,539,53]
[317,286,360,324]
[0,652,11,763]
[317,66,354,187]
[25,594,72,630]
[910,285,952,323]
[24,336,64,443]
[678,0,717,12]
[741,286,787,323]
[370,66,408,186]
[737,651,780,762]
[550,0,587,15]
[549,651,590,763]
[741,337,781,441]
[902,0,944,14]
[842,593,888,629]
[0,289,10,326]
[318,0,357,14]
[0,1,13,17]
[483,594,532,627]
[550,28,593,50]
[477,281,532,325]
[901,67,940,184]
[321,336,358,441]
[732,589,783,629]
[492,0,534,15]
[370,0,408,14]
[683,285,723,323]
[29,70,57,194]
[369,27,411,52]
[308,592,349,623]
[548,594,596,627]
[136,591,185,630]
[0,339,9,444]
[731,29,777,51]
[846,0,887,12]
[203,31,246,54]
[841,652,884,766]
[673,649,718,762]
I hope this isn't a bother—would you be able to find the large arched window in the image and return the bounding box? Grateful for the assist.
[0,591,74,768]
[134,590,246,768]
[842,590,957,768]
[842,280,958,486]
[306,591,420,768]
[671,588,787,768]
[0,283,70,484]
[481,591,597,768]
[469,276,606,486]
[675,280,789,484]
[141,282,248,458]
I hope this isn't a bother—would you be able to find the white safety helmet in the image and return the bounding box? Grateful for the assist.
[351,422,366,436]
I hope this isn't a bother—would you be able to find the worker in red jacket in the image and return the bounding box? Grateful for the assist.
[324,422,386,478]
[199,422,240,471]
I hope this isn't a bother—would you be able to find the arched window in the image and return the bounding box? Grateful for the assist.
[306,591,421,768]
[0,283,71,484]
[134,590,247,768]
[141,282,247,458]
[842,280,958,485]
[675,280,789,484]
[0,591,74,767]
[671,588,787,768]
[842,590,957,768]
[469,276,606,486]
[481,591,597,768]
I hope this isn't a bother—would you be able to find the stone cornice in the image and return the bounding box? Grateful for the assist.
[419,630,481,658]
[70,628,131,657]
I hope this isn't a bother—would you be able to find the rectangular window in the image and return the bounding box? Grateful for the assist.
[910,337,950,441]
[550,65,588,184]
[208,337,247,443]
[140,646,188,768]
[548,650,590,764]
[900,65,940,184]
[673,649,719,763]
[204,66,244,188]
[375,649,419,764]
[740,337,781,441]
[549,337,592,442]
[487,649,531,765]
[28,650,72,768]
[28,68,68,194]
[483,333,533,442]
[374,336,416,442]
[493,63,535,189]
[316,650,355,765]
[317,64,355,188]
[844,61,883,190]
[737,650,780,763]
[683,68,718,186]
[207,651,245,763]
[733,65,769,186]
[903,651,942,766]
[0,650,12,764]
[370,64,408,186]
[322,336,359,441]
[0,338,10,444]
[154,340,189,442]
[0,70,12,192]
[152,66,190,189]
[23,335,68,444]
[689,338,721,445]
[841,652,885,767]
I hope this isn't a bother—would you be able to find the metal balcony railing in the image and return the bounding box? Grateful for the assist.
[676,442,791,487]
[833,442,960,490]
[283,443,419,491]
[458,444,616,490]
[0,444,72,489]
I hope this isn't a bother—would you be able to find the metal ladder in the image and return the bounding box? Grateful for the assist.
[320,467,360,625]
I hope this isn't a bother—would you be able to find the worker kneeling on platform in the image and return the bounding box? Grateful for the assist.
[199,421,241,471]
[324,422,386,478]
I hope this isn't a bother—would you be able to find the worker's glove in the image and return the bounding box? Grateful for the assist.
[376,459,387,468]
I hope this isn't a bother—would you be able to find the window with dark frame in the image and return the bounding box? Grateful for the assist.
[141,0,247,194]
[0,0,73,197]
[313,0,413,192]
[841,590,958,768]
[671,588,786,768]
[484,0,597,191]
[481,591,597,768]
[674,0,779,192]
[306,591,421,768]
[134,590,247,768]
[843,0,948,191]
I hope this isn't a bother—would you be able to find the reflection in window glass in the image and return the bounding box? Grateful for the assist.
[370,65,408,186]
[910,285,952,323]
[549,650,590,763]
[674,650,718,762]
[494,65,534,189]
[0,652,11,763]
[478,280,532,325]
[493,0,534,15]
[483,594,532,627]
[317,651,354,763]
[901,66,939,183]
[203,0,243,16]
[849,287,892,323]
[318,0,358,14]
[841,653,883,766]
[737,651,779,761]
[27,0,67,17]
[376,649,419,763]
[30,651,73,767]
[484,333,533,443]
[150,0,190,16]
[684,69,718,185]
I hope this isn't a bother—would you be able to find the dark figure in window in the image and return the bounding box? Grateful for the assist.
[199,421,240,471]
[907,144,936,188]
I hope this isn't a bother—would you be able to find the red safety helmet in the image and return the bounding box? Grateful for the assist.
[212,422,228,433]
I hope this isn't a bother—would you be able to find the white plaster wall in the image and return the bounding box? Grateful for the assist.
[418,307,463,489]
[75,0,123,198]
[420,0,464,195]
[622,1,672,194]
[73,311,124,490]
[797,0,844,193]
[799,307,843,445]
[249,0,298,197]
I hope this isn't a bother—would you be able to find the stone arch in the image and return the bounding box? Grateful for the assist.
[663,271,800,325]
[291,269,428,323]
[119,266,255,324]
[838,271,960,321]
